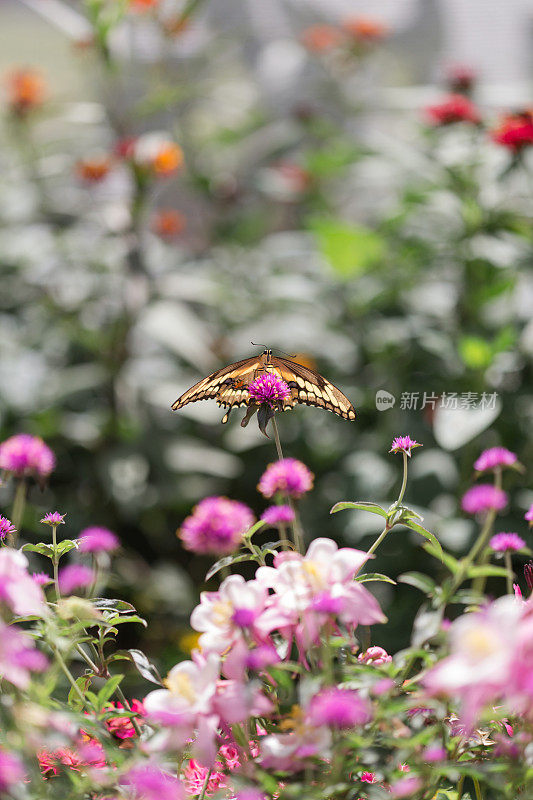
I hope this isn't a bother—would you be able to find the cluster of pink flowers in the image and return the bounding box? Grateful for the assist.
[0,433,55,479]
[248,373,291,409]
[178,497,254,556]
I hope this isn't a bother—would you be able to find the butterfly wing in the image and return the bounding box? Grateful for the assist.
[271,356,356,421]
[171,356,261,411]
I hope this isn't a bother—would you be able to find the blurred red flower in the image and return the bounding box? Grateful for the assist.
[151,209,187,239]
[76,155,112,183]
[301,25,343,53]
[5,68,46,115]
[491,111,533,151]
[424,94,481,126]
[342,16,389,42]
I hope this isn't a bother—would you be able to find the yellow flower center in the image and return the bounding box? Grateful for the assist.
[164,671,196,703]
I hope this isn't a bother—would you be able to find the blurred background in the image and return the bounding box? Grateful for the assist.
[1,0,533,676]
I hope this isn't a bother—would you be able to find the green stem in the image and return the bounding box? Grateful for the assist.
[397,452,409,505]
[366,523,391,557]
[456,776,465,800]
[270,416,303,553]
[52,525,60,601]
[53,645,89,708]
[473,777,483,800]
[115,684,143,738]
[11,480,27,545]
[198,768,213,800]
[504,550,514,595]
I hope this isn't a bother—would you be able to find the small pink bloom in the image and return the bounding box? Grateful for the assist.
[474,447,517,473]
[105,699,145,739]
[257,458,314,499]
[389,436,422,457]
[423,745,446,762]
[424,94,480,125]
[0,750,25,791]
[514,583,523,599]
[32,572,51,586]
[0,621,48,689]
[260,505,295,527]
[78,526,119,553]
[490,532,525,552]
[0,549,47,616]
[0,433,55,479]
[248,374,291,409]
[121,762,185,799]
[371,677,395,696]
[0,517,15,541]
[525,505,533,526]
[179,496,254,556]
[461,484,507,515]
[308,687,371,729]
[360,771,376,783]
[184,759,226,796]
[358,646,392,665]
[58,564,94,595]
[391,776,422,797]
[40,511,66,527]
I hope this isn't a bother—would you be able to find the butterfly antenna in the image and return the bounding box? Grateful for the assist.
[273,347,296,358]
[251,341,268,349]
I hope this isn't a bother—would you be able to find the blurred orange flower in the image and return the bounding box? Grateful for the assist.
[301,25,342,53]
[152,144,183,176]
[6,68,46,115]
[133,134,184,177]
[151,209,186,238]
[128,0,159,11]
[76,156,112,183]
[342,16,389,42]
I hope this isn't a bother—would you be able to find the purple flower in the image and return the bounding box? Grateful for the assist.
[58,564,94,595]
[422,745,446,763]
[178,496,254,556]
[0,750,25,791]
[0,621,48,689]
[391,776,422,797]
[260,504,295,527]
[474,447,517,473]
[235,791,266,800]
[121,763,184,800]
[79,526,119,553]
[0,517,16,541]
[307,687,371,729]
[389,436,422,457]
[461,484,508,515]
[257,458,314,499]
[358,646,392,665]
[490,532,526,552]
[0,433,55,478]
[40,511,66,527]
[248,373,291,409]
[525,562,533,590]
[525,504,533,526]
[32,572,51,586]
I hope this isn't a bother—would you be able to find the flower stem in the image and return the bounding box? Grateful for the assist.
[52,645,89,708]
[198,768,213,800]
[504,550,514,595]
[11,479,27,545]
[397,452,409,505]
[270,416,303,553]
[52,525,61,602]
[366,524,391,557]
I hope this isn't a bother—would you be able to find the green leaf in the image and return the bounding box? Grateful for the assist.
[96,674,124,709]
[122,648,164,685]
[466,564,508,578]
[67,675,92,710]
[243,520,267,540]
[402,521,443,561]
[103,614,147,628]
[399,572,437,595]
[423,543,459,573]
[205,553,253,582]
[93,598,136,612]
[22,543,54,558]
[356,572,396,585]
[309,217,385,278]
[458,336,493,369]
[330,501,388,518]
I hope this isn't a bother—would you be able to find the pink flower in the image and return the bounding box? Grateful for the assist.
[248,374,291,409]
[524,562,533,590]
[423,745,446,763]
[58,564,94,595]
[121,763,184,800]
[184,759,227,796]
[0,750,25,791]
[40,511,66,527]
[78,526,119,553]
[0,516,16,541]
[32,572,51,586]
[257,458,314,498]
[260,504,295,527]
[525,505,533,526]
[389,436,422,457]
[424,94,480,125]
[474,447,518,473]
[390,776,422,797]
[360,771,376,783]
[0,621,48,689]
[461,484,507,515]
[0,433,55,478]
[234,791,266,800]
[105,699,145,739]
[308,687,371,729]
[490,533,526,553]
[491,111,533,151]
[260,720,331,772]
[0,549,47,616]
[179,497,254,556]
[358,646,392,665]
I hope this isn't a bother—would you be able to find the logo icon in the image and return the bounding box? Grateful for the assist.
[375,390,396,411]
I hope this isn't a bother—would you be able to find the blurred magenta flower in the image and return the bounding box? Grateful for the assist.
[0,434,55,479]
[422,745,446,762]
[358,645,392,665]
[391,776,423,797]
[525,505,533,526]
[248,374,290,409]
[389,436,422,457]
[0,621,48,689]
[260,504,295,527]
[32,572,51,586]
[0,749,26,791]
[308,687,371,729]
[491,111,533,151]
[178,497,254,556]
[0,549,47,616]
[474,447,518,473]
[0,516,16,541]
[360,771,377,783]
[58,564,94,595]
[78,526,119,553]
[490,532,525,552]
[40,511,65,527]
[257,458,314,498]
[184,759,227,796]
[424,94,480,126]
[461,484,507,514]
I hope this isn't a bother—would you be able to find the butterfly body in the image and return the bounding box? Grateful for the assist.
[172,349,356,422]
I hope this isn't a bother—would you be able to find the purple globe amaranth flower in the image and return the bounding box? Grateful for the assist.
[248,373,291,409]
[422,745,446,763]
[474,447,518,473]
[389,435,422,457]
[0,750,26,791]
[0,433,55,479]
[490,532,526,553]
[58,564,94,595]
[391,776,423,798]
[178,496,254,556]
[307,687,371,729]
[40,511,66,527]
[525,504,533,526]
[461,484,508,515]
[32,572,51,586]
[121,763,184,800]
[78,526,119,553]
[257,458,314,499]
[0,517,16,541]
[260,504,295,527]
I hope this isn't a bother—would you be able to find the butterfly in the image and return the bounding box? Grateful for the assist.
[172,348,356,425]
